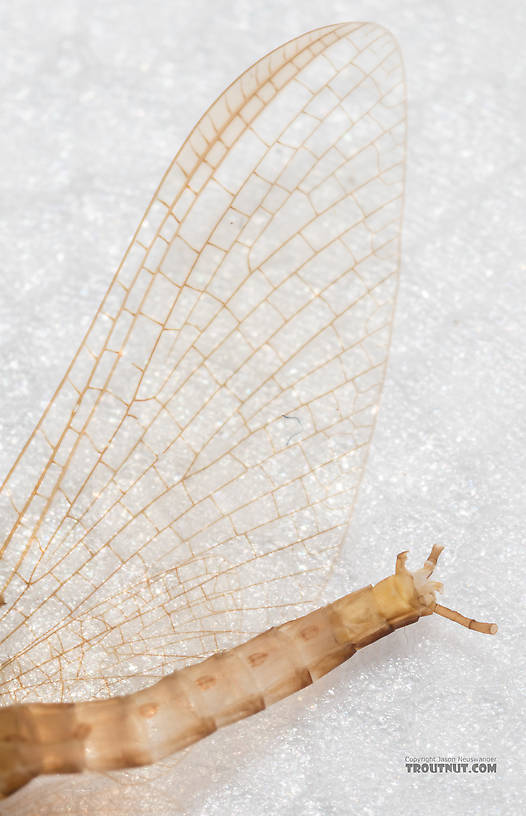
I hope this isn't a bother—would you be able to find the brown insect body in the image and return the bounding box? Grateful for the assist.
[0,546,496,798]
[0,20,498,809]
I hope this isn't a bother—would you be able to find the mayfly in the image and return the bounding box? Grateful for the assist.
[0,22,496,805]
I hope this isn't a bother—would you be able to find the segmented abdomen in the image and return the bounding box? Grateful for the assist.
[0,591,366,797]
[3,543,448,801]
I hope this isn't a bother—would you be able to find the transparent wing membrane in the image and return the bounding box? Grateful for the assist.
[0,22,405,715]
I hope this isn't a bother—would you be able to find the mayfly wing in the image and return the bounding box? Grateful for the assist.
[0,19,406,722]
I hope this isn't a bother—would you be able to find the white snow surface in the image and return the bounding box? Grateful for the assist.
[0,2,524,815]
